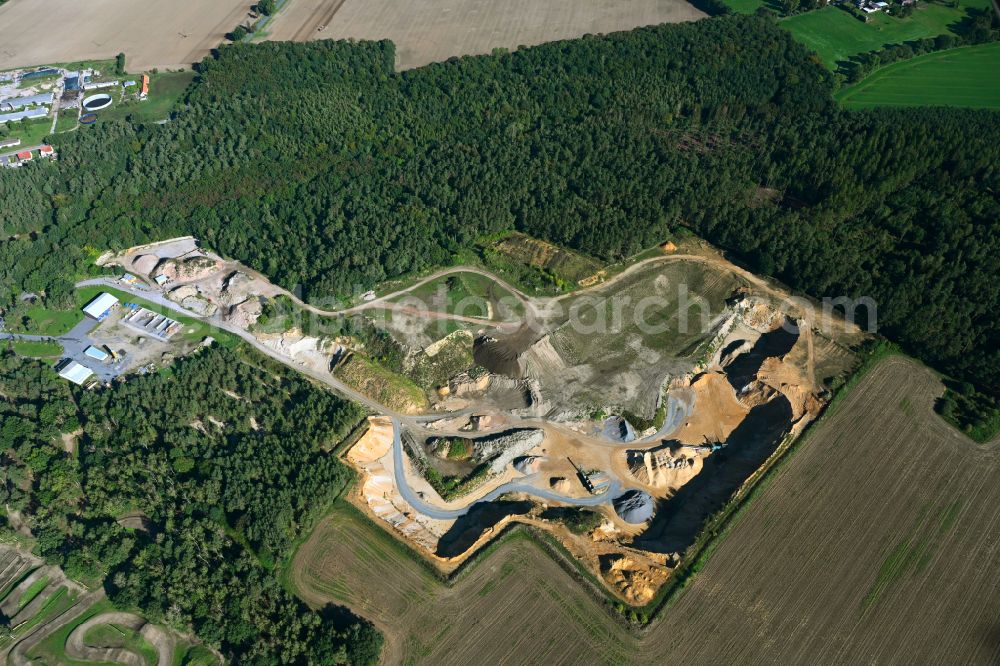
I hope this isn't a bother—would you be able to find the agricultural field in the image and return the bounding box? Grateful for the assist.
[836,42,1000,109]
[657,357,1000,663]
[292,358,1000,663]
[263,0,705,69]
[291,505,638,665]
[0,0,252,71]
[781,0,990,69]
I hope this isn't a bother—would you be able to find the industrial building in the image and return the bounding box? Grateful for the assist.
[82,292,119,320]
[0,107,48,123]
[0,92,54,111]
[84,345,110,362]
[57,360,94,386]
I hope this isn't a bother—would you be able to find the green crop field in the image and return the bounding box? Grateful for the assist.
[836,42,1000,108]
[781,0,989,69]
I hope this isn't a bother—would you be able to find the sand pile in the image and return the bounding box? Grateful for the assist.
[602,416,636,443]
[675,371,748,445]
[348,416,394,464]
[131,254,162,275]
[227,298,263,329]
[512,455,541,475]
[627,446,699,489]
[258,329,340,374]
[602,554,669,605]
[219,271,256,305]
[449,372,491,396]
[613,490,655,524]
[158,255,223,282]
[169,285,218,316]
[550,477,571,493]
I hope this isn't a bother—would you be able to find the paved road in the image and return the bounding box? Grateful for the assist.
[0,316,129,381]
[76,278,442,419]
[389,417,620,519]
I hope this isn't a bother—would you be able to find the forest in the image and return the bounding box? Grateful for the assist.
[0,347,381,664]
[0,14,997,393]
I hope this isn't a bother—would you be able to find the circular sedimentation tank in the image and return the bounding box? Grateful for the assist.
[79,113,97,125]
[82,94,113,111]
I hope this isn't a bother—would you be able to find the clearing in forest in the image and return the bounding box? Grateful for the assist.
[836,42,1000,110]
[263,0,705,69]
[292,358,1000,664]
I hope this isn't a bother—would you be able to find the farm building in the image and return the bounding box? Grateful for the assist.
[19,68,58,82]
[140,74,149,100]
[16,150,32,162]
[82,292,119,320]
[0,137,20,149]
[0,107,48,123]
[57,360,94,386]
[84,345,110,362]
[0,92,54,111]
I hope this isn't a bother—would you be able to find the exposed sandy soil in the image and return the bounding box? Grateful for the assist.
[264,0,705,70]
[674,371,748,445]
[0,0,252,71]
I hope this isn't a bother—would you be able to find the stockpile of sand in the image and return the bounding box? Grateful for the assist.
[512,455,541,475]
[550,477,571,493]
[157,255,223,282]
[131,254,162,276]
[169,284,218,316]
[219,271,256,306]
[227,298,263,329]
[349,416,394,464]
[675,371,748,445]
[602,554,669,605]
[626,445,700,490]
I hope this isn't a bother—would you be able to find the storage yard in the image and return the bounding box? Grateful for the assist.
[264,0,706,69]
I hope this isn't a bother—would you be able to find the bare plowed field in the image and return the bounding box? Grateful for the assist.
[294,358,1000,664]
[264,0,705,70]
[0,0,251,71]
[657,356,1000,663]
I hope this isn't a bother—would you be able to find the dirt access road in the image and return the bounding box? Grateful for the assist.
[0,0,251,72]
[264,0,705,70]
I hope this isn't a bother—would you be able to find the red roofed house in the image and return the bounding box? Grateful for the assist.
[140,74,149,100]
[16,150,32,162]
[39,145,55,158]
